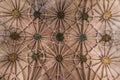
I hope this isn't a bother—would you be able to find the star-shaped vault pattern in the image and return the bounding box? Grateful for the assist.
[0,0,120,80]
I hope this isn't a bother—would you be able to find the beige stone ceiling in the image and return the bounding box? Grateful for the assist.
[0,0,120,80]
